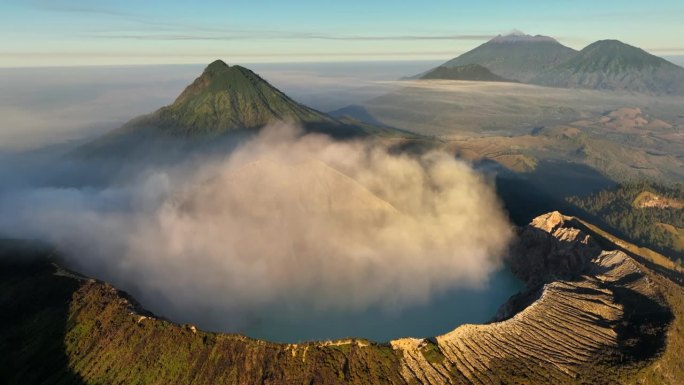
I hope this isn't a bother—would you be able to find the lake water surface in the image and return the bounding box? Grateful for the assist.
[240,267,524,343]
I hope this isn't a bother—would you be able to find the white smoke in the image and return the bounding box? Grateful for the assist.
[1,124,513,330]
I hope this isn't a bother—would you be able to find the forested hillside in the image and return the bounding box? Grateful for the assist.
[568,182,684,262]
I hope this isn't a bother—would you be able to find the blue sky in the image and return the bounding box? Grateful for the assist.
[2,0,684,67]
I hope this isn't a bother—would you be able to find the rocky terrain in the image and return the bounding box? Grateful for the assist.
[3,211,683,384]
[634,192,684,210]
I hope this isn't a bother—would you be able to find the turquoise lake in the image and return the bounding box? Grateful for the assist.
[240,267,524,343]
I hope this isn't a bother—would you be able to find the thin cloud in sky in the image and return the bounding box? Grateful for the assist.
[85,33,494,42]
[9,0,683,66]
[31,1,134,17]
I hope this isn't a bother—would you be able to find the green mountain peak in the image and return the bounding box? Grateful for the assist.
[129,60,333,134]
[571,40,676,71]
[72,61,412,158]
[533,39,684,94]
[204,59,230,74]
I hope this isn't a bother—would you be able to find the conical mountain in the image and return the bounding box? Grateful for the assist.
[533,40,684,94]
[128,60,334,134]
[73,60,409,161]
[437,33,577,82]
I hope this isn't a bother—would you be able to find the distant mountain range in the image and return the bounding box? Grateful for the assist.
[415,33,684,95]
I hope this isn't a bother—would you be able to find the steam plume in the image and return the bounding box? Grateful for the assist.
[0,124,512,331]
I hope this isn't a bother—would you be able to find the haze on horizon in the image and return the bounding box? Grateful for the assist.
[2,0,684,67]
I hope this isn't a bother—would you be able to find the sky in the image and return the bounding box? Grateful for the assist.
[1,0,684,67]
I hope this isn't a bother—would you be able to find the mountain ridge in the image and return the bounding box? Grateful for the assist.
[438,33,578,82]
[533,40,684,94]
[415,34,684,94]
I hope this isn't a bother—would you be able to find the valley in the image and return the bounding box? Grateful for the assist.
[361,81,684,181]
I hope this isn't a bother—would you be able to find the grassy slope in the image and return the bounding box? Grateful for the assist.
[656,223,684,251]
[72,61,416,161]
[0,258,85,384]
[0,243,405,385]
[143,62,334,134]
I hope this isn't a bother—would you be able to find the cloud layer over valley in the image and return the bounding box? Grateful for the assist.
[0,124,513,332]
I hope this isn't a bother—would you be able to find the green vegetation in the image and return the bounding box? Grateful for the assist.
[0,243,406,385]
[418,340,445,364]
[554,40,676,74]
[136,60,334,134]
[568,181,684,259]
[534,40,684,94]
[73,60,417,160]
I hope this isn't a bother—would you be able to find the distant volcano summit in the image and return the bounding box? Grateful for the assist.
[489,33,559,44]
[440,32,577,82]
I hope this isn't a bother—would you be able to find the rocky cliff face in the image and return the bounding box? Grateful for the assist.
[391,212,674,385]
[510,211,601,286]
[2,212,682,384]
